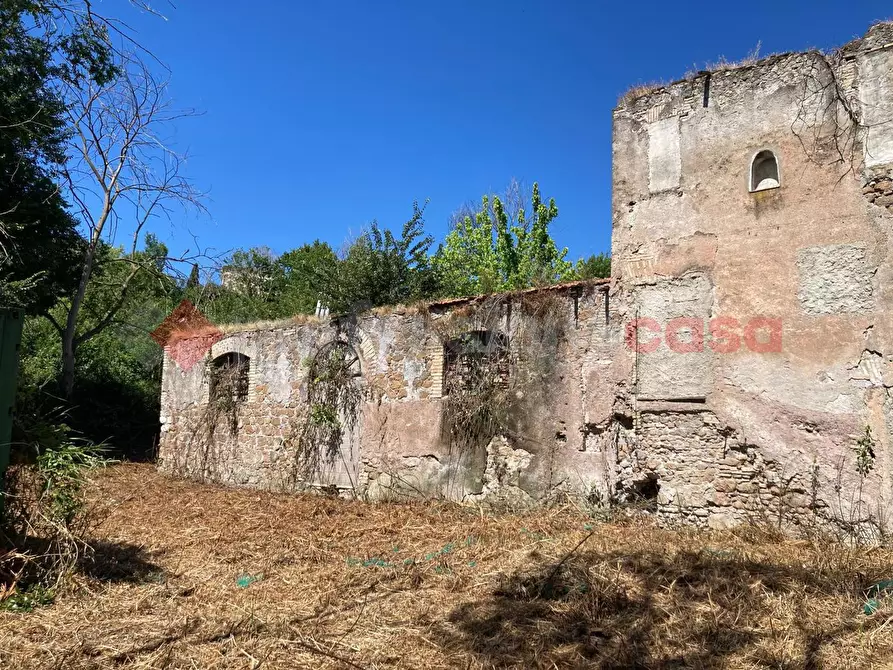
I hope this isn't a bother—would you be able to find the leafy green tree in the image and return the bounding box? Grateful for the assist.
[178,247,286,324]
[0,0,84,312]
[175,244,334,326]
[277,241,338,315]
[221,247,281,301]
[326,202,435,312]
[143,234,169,274]
[7,1,207,463]
[431,209,500,297]
[186,283,274,324]
[78,239,176,329]
[18,235,180,458]
[433,182,573,297]
[575,253,611,280]
[185,263,200,289]
[0,0,202,397]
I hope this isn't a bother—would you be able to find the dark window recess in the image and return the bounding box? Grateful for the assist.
[750,150,780,191]
[628,475,660,511]
[210,352,250,403]
[443,330,510,394]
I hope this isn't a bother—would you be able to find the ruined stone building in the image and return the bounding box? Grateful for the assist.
[159,22,893,530]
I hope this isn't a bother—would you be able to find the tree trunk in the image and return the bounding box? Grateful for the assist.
[61,238,98,399]
[61,333,77,398]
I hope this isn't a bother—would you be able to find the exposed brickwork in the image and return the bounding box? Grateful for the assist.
[159,22,893,532]
[159,283,626,504]
[863,172,893,210]
[626,411,815,529]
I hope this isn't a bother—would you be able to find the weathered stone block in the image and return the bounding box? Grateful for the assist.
[713,478,737,493]
[647,117,681,192]
[707,513,736,530]
[736,481,758,494]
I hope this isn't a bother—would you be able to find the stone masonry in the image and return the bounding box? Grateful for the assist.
[160,22,893,531]
[610,21,893,531]
[159,282,629,505]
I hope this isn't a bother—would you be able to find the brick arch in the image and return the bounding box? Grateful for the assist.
[352,328,376,375]
[202,336,260,403]
[210,336,257,361]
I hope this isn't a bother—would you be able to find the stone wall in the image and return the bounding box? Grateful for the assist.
[158,282,629,505]
[610,21,893,530]
[863,176,893,211]
[624,409,816,529]
[159,21,893,531]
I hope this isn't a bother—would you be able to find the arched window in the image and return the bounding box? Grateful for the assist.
[309,341,362,385]
[209,352,250,404]
[750,150,780,192]
[443,330,510,395]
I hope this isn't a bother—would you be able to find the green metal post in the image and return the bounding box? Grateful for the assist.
[0,309,23,499]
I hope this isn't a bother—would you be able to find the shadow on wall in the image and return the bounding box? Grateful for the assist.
[434,534,878,668]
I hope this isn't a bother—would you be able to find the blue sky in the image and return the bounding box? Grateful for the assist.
[126,1,887,264]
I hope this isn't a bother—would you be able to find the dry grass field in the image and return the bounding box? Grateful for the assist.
[2,463,893,669]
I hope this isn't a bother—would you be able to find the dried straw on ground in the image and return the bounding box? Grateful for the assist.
[1,463,892,669]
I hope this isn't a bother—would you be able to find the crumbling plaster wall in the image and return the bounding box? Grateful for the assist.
[611,26,893,527]
[158,22,893,530]
[159,325,328,487]
[158,283,628,504]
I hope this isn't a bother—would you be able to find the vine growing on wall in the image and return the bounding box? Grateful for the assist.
[793,51,864,179]
[423,290,570,492]
[164,358,247,481]
[284,340,362,489]
[206,355,249,438]
[855,425,877,478]
[441,327,511,458]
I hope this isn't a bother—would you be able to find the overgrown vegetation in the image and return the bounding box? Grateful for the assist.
[433,182,575,296]
[284,341,363,490]
[818,425,889,544]
[1,0,610,465]
[440,326,512,459]
[1,0,186,608]
[207,184,609,325]
[424,290,570,498]
[15,185,608,459]
[2,0,618,613]
[206,353,249,437]
[855,425,876,478]
[619,42,766,106]
[1,434,108,611]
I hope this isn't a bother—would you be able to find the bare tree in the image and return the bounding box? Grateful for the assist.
[446,178,531,233]
[44,54,205,396]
